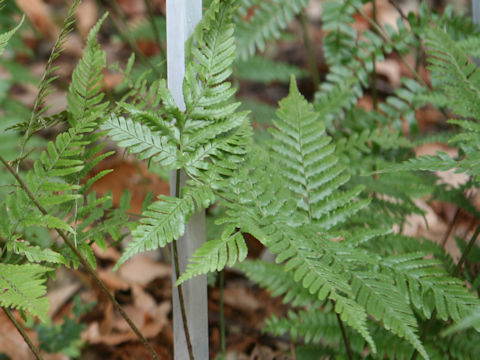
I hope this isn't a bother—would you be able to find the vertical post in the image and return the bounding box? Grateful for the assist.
[474,0,480,65]
[473,0,480,24]
[166,1,208,360]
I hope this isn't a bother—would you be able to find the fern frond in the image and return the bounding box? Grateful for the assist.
[381,253,480,322]
[236,260,323,307]
[101,115,180,168]
[0,264,50,321]
[0,15,23,56]
[116,183,215,269]
[350,272,428,360]
[67,13,109,126]
[17,0,81,145]
[8,240,65,264]
[176,226,247,284]
[234,0,309,59]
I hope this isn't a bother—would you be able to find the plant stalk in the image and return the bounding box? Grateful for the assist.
[335,309,354,360]
[172,169,195,360]
[410,223,480,360]
[144,0,165,59]
[219,270,226,357]
[0,157,161,360]
[299,10,320,90]
[4,308,44,360]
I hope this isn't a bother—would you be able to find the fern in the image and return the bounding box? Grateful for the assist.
[234,0,309,59]
[234,55,307,83]
[0,264,50,321]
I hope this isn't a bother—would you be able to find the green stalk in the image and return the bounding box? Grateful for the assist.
[4,308,44,360]
[0,157,161,360]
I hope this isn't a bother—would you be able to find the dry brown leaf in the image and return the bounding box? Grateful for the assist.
[47,282,81,317]
[16,0,59,39]
[118,255,171,286]
[99,268,130,291]
[223,286,261,313]
[375,59,401,87]
[0,311,40,360]
[76,0,98,39]
[91,242,121,261]
[117,0,146,18]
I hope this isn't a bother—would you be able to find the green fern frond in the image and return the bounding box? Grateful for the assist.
[0,15,23,56]
[101,115,180,168]
[350,272,428,359]
[234,0,309,59]
[381,253,480,322]
[236,260,323,307]
[17,0,82,145]
[116,183,215,269]
[67,13,109,126]
[176,226,247,284]
[0,264,50,322]
[8,240,65,264]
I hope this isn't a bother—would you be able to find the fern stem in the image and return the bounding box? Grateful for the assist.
[144,0,165,59]
[172,169,195,360]
[335,308,354,360]
[356,7,426,87]
[0,157,161,360]
[299,10,320,90]
[106,0,162,77]
[411,223,480,360]
[3,308,44,360]
[219,269,226,357]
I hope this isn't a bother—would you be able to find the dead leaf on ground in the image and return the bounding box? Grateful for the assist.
[76,0,99,39]
[118,255,171,286]
[47,282,81,317]
[16,0,59,39]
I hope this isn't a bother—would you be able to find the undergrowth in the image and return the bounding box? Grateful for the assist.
[1,0,480,359]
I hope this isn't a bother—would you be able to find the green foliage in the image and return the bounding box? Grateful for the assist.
[234,55,307,83]
[234,0,309,59]
[0,264,50,321]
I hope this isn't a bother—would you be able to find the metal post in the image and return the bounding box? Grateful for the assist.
[166,1,208,359]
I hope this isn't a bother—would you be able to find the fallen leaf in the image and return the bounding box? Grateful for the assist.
[76,0,99,39]
[118,255,171,286]
[15,0,59,39]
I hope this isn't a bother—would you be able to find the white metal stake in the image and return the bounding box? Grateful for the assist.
[473,0,480,24]
[166,1,208,359]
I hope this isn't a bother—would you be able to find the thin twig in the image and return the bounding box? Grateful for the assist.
[4,308,44,360]
[356,7,426,87]
[172,169,195,360]
[411,223,480,360]
[299,10,320,90]
[144,0,165,59]
[219,270,226,357]
[336,312,354,360]
[335,307,354,360]
[0,157,161,360]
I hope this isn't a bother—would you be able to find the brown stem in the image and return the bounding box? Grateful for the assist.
[4,308,44,360]
[299,10,320,90]
[0,157,161,360]
[335,307,354,360]
[411,223,480,360]
[371,0,378,110]
[172,169,195,360]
